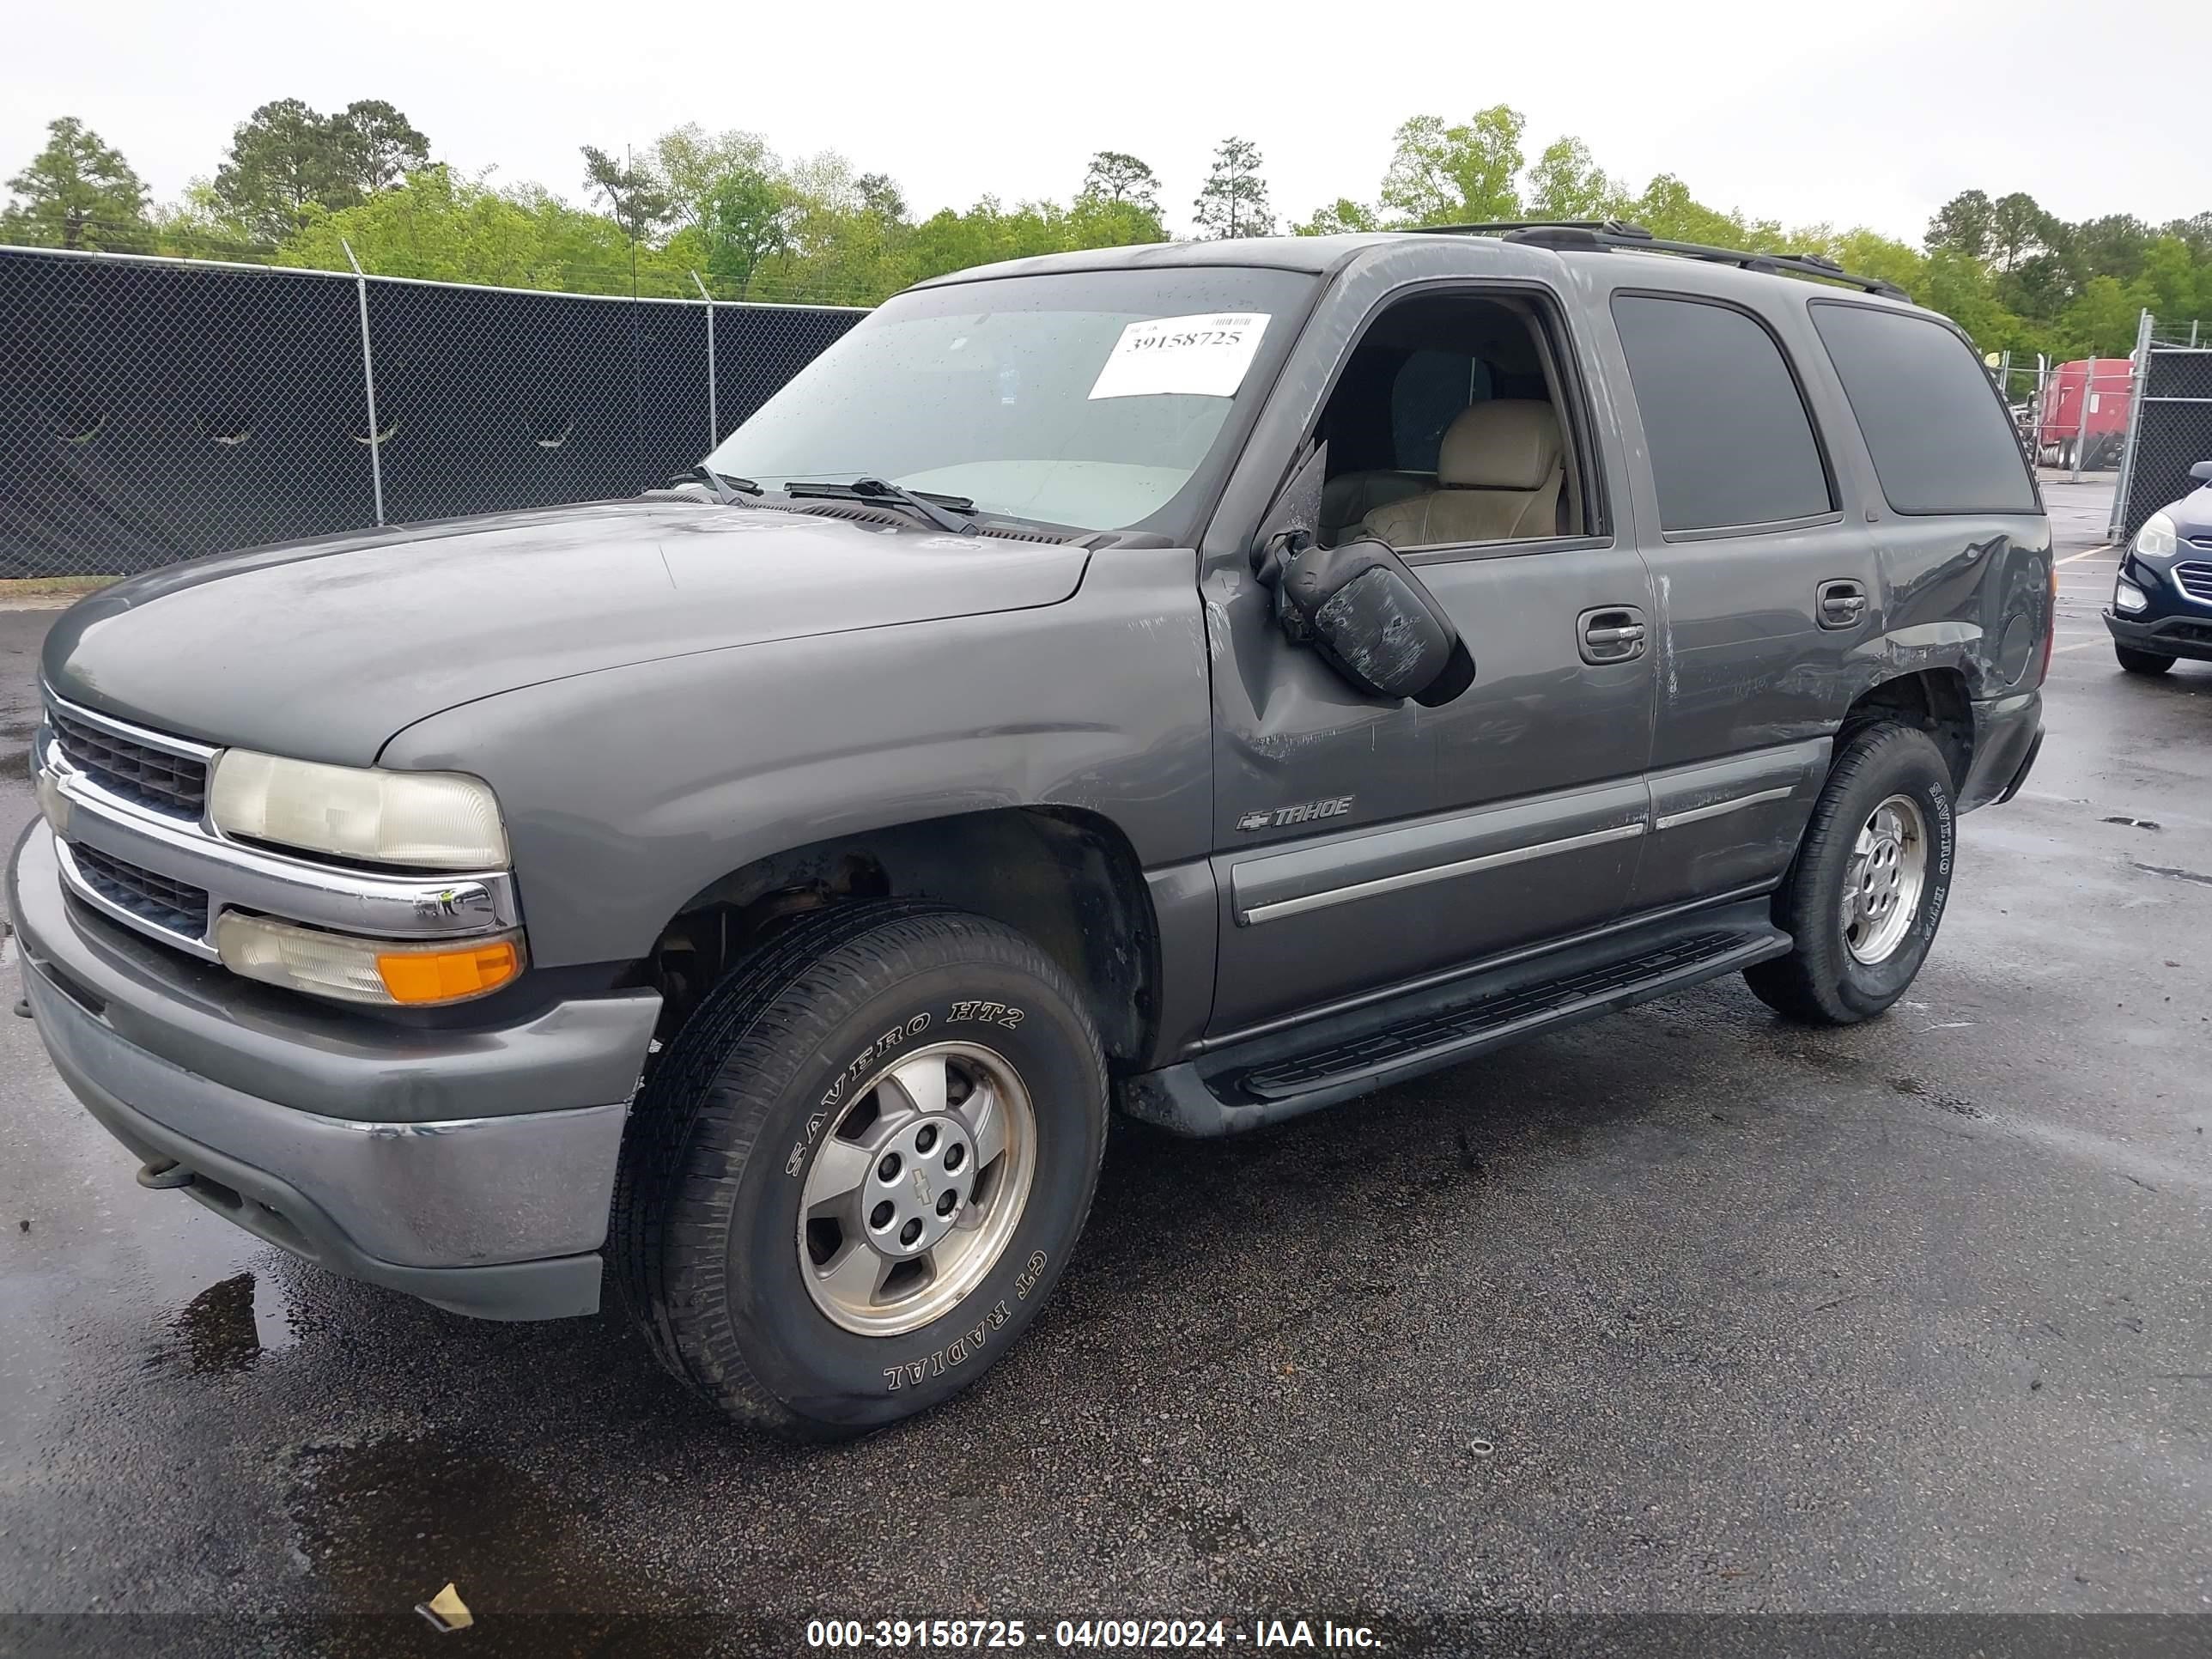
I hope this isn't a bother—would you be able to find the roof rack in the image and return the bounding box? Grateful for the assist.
[1405,219,1913,300]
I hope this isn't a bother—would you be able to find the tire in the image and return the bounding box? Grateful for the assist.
[1744,722,1957,1026]
[611,903,1108,1437]
[2114,643,2175,677]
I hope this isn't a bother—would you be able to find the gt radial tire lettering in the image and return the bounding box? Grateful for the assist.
[785,1012,933,1176]
[883,1299,1011,1390]
[1014,1249,1048,1301]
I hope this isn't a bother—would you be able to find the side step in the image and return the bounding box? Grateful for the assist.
[1121,901,1789,1137]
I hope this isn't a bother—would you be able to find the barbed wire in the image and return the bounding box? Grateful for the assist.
[1,219,887,307]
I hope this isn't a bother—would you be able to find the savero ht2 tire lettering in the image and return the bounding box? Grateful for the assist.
[1746,720,1958,1026]
[611,904,1107,1437]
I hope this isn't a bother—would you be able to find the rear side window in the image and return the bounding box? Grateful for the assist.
[1809,302,2038,514]
[1612,295,1834,532]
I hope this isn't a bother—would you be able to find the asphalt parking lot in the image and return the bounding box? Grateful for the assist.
[2,480,2208,1655]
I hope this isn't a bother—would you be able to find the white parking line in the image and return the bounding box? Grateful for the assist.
[2056,545,2117,564]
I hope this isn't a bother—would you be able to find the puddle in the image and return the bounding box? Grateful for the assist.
[147,1269,298,1375]
[287,1431,665,1643]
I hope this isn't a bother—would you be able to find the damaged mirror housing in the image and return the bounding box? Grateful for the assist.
[1270,536,1475,706]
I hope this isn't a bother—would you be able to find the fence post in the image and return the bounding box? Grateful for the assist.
[2106,307,2155,543]
[2069,356,2088,484]
[342,239,386,527]
[692,270,718,452]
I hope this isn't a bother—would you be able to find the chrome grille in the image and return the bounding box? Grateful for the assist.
[50,705,208,819]
[2174,561,2212,604]
[67,842,210,938]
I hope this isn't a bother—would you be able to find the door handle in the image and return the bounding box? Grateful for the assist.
[1817,579,1868,629]
[1578,605,1647,664]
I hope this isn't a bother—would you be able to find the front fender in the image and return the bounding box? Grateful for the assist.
[379,548,1212,968]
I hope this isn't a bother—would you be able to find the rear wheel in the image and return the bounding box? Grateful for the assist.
[2114,643,2176,677]
[1746,722,1956,1025]
[611,903,1107,1437]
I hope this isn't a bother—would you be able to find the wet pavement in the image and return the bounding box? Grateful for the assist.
[1,483,2208,1654]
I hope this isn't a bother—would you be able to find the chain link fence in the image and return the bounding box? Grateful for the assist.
[2109,313,2212,544]
[1984,353,2136,482]
[0,246,864,579]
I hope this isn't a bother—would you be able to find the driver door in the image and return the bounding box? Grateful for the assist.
[1202,283,1656,1036]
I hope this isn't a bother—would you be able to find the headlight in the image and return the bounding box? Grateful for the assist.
[2114,577,2148,615]
[214,912,524,1006]
[210,750,507,870]
[2132,511,2177,559]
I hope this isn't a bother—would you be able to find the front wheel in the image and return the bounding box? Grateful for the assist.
[1745,722,1957,1025]
[2114,643,2176,677]
[611,904,1107,1437]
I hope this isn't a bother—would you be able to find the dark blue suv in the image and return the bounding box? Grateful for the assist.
[2106,459,2212,674]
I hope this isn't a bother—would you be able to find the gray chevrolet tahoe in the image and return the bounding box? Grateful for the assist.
[11,223,2051,1437]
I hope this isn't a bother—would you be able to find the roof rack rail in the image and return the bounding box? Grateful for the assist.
[1405,219,1913,300]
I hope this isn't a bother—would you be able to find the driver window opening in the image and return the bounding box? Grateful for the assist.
[1316,292,1589,550]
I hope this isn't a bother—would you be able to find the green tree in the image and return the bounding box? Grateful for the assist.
[1379,107,1524,227]
[1079,151,1162,218]
[2057,275,2142,357]
[1925,190,1995,261]
[1193,137,1272,239]
[3,117,149,250]
[331,100,429,194]
[215,99,331,238]
[580,144,672,242]
[1628,173,1777,248]
[213,98,428,240]
[1987,191,2054,274]
[2066,213,2151,284]
[1291,197,1382,235]
[1523,135,1622,221]
[2138,234,2210,330]
[696,166,799,296]
[652,125,774,234]
[854,172,908,224]
[276,164,694,295]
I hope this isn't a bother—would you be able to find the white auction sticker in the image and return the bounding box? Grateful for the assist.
[1087,313,1270,400]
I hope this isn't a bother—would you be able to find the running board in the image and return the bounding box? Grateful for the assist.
[1121,901,1790,1137]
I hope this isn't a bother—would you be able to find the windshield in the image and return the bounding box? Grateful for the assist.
[703,266,1316,535]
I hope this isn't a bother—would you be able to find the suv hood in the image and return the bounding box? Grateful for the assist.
[42,500,1090,765]
[2166,484,2212,542]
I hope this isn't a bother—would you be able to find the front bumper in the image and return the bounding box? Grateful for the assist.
[2104,608,2212,664]
[9,823,660,1319]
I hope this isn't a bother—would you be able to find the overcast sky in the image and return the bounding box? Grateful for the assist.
[6,0,2204,245]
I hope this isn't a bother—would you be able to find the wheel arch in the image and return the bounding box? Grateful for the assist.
[1838,667,1974,793]
[629,805,1164,1073]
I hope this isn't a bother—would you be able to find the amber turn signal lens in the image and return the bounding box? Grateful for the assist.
[376,939,522,1005]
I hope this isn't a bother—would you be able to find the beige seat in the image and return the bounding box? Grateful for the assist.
[1358,400,1564,547]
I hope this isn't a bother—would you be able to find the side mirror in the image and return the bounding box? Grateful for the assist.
[2190,460,2212,486]
[1264,535,1475,705]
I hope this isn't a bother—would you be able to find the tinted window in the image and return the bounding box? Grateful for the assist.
[1612,295,1833,532]
[1390,349,1492,471]
[1809,302,2038,514]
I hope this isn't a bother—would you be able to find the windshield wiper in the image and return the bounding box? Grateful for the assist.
[673,464,763,505]
[783,476,976,536]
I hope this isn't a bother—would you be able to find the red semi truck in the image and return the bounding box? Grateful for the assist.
[2036,357,2134,470]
